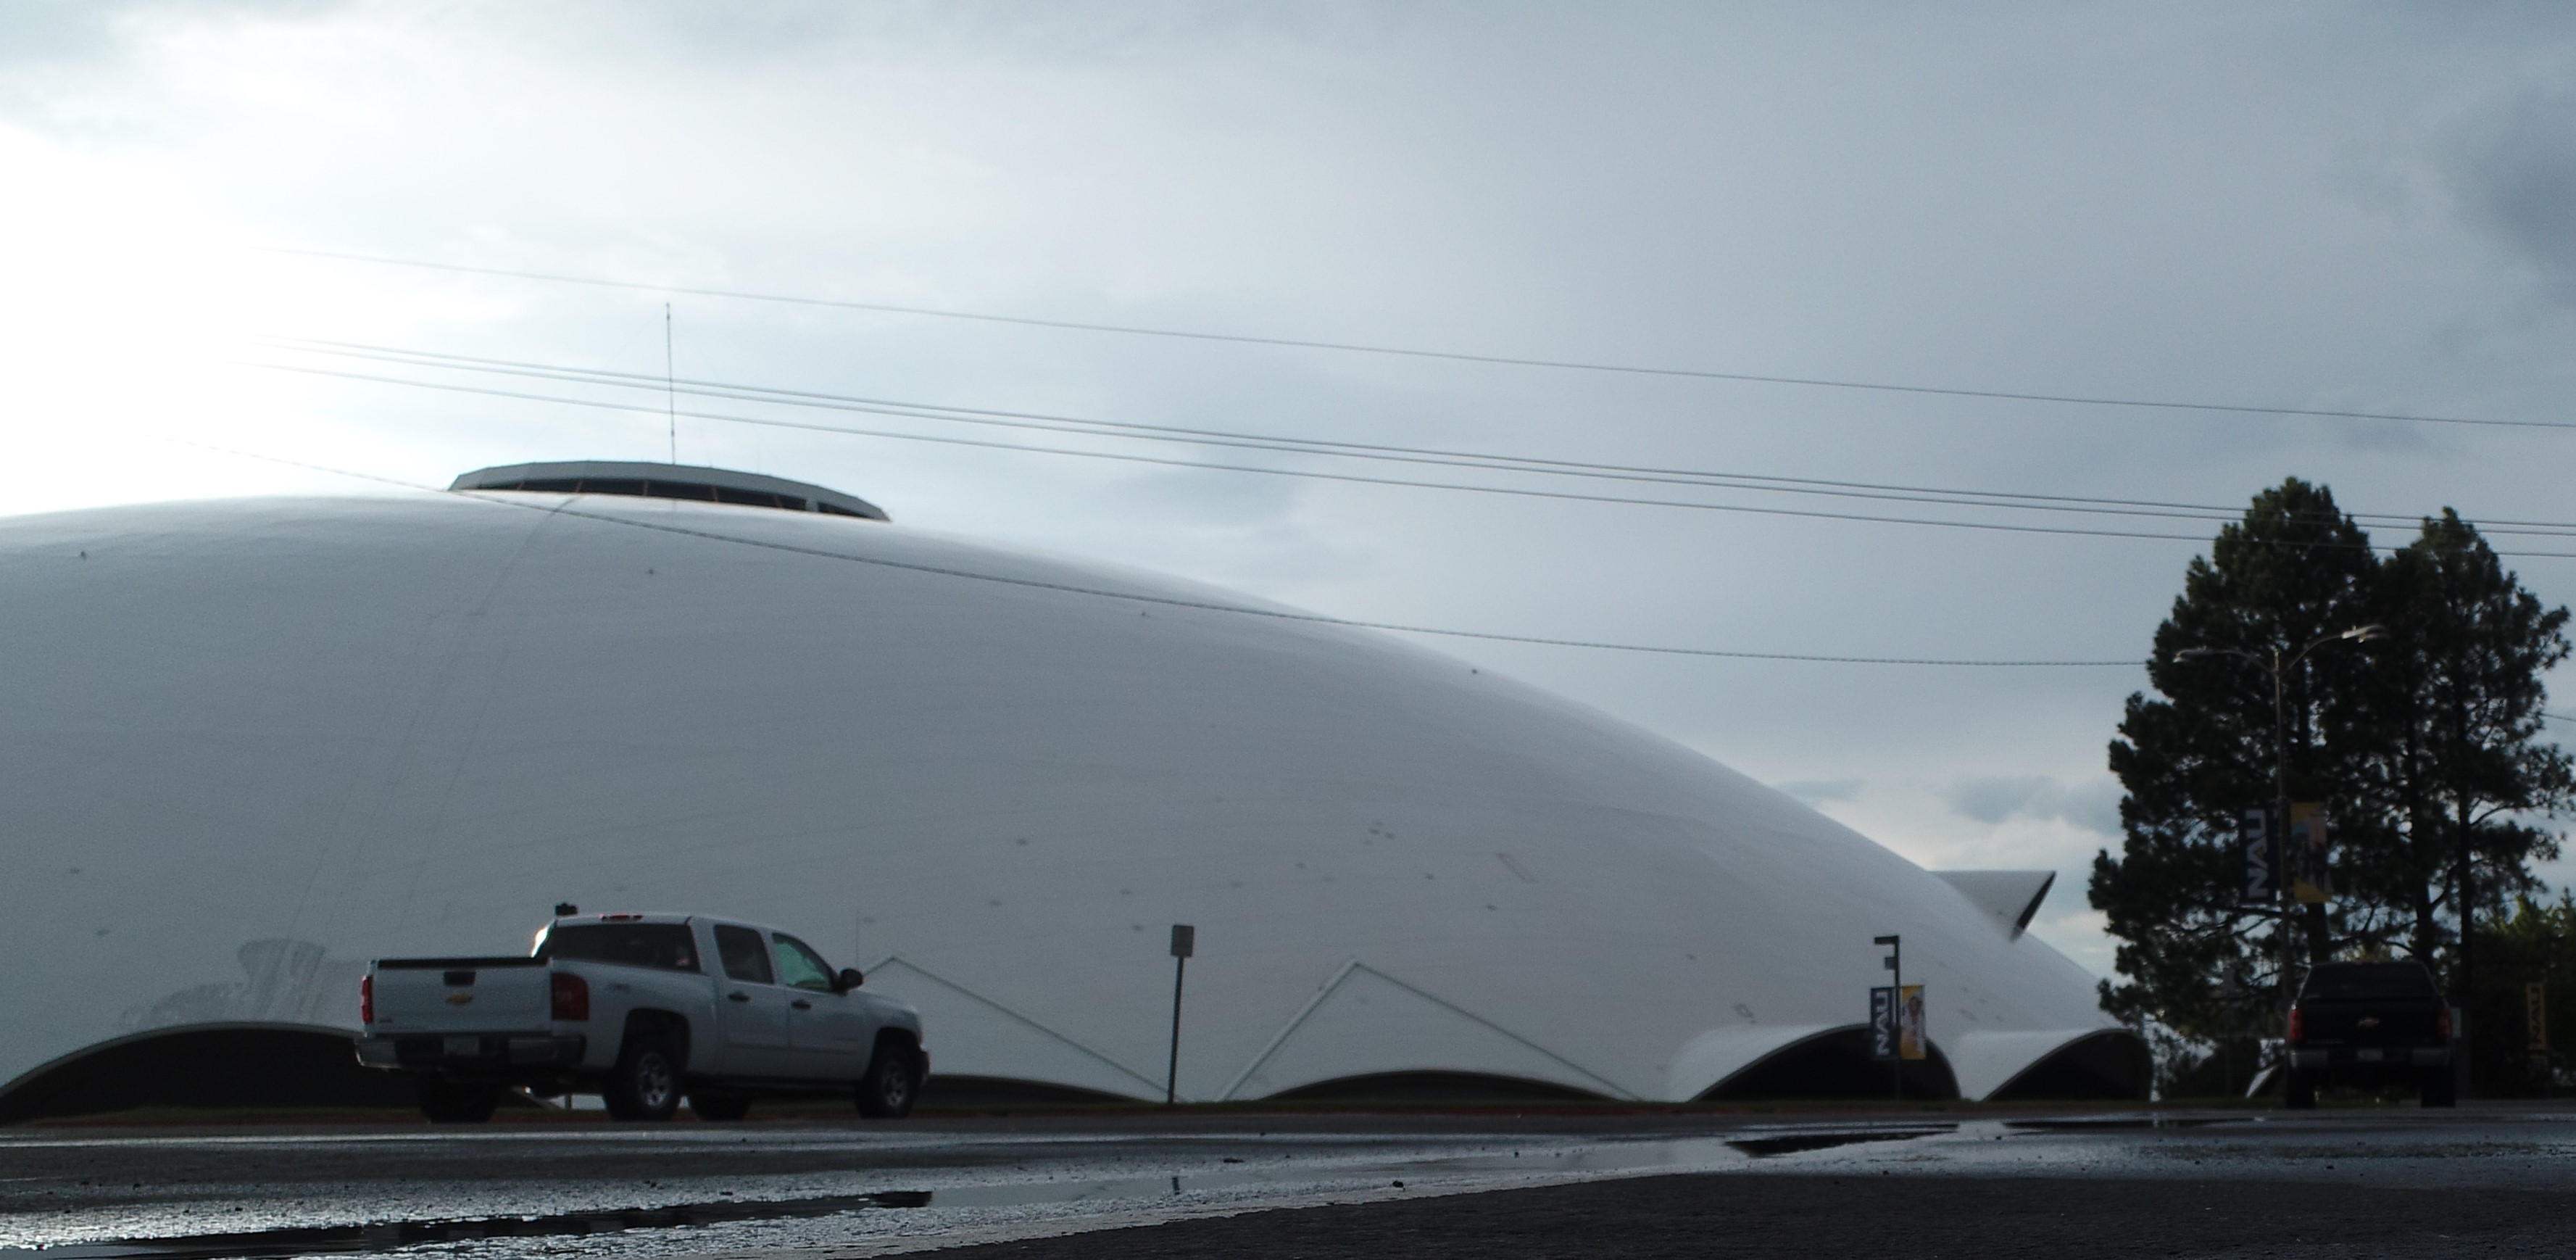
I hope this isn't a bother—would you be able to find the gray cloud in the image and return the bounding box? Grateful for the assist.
[1776,779,1864,805]
[1943,776,2122,836]
[2439,87,2576,299]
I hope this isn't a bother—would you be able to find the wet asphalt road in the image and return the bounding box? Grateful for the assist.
[4,1107,2574,1259]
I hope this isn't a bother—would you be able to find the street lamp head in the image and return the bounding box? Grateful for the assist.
[2172,647,2216,663]
[2343,623,2391,643]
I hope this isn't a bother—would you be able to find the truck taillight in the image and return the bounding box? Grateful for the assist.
[360,974,373,1024]
[2286,1004,2303,1043]
[2438,1005,2454,1042]
[551,971,591,1021]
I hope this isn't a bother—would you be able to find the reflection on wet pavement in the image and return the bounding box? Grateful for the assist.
[1725,1125,1952,1157]
[8,1110,2576,1260]
[13,1192,939,1260]
[2002,1114,2248,1132]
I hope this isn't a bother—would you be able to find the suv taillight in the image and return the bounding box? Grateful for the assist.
[360,974,373,1024]
[2438,1005,2454,1042]
[551,971,591,1021]
[2287,1004,2303,1043]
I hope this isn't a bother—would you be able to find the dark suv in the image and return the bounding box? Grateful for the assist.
[2285,960,2454,1108]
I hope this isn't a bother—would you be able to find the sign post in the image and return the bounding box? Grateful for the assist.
[1166,924,1194,1106]
[1873,934,1902,1101]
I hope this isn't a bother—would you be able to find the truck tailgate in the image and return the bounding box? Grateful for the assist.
[2303,1000,2443,1046]
[372,957,551,1033]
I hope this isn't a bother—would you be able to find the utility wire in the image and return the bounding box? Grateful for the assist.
[260,244,2576,434]
[248,360,2576,560]
[246,340,2576,546]
[165,436,2145,668]
[243,360,2251,544]
[263,338,2263,527]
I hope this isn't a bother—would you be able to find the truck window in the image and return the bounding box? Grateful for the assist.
[715,924,774,985]
[772,934,835,992]
[2302,963,2438,1000]
[544,924,702,973]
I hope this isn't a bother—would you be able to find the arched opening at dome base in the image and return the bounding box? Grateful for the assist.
[0,1024,417,1123]
[1267,1071,1608,1103]
[1986,1030,2151,1101]
[1697,1027,1960,1102]
[917,1075,1134,1108]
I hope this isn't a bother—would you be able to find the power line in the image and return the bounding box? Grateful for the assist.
[244,345,2576,556]
[265,336,2288,527]
[262,337,2576,537]
[244,358,2576,557]
[257,245,2576,434]
[165,436,2146,668]
[242,360,2245,544]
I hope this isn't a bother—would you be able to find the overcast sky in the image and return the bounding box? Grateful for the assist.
[7,1,2576,976]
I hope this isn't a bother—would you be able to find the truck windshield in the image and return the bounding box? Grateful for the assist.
[773,934,836,991]
[2303,963,2437,1001]
[545,923,702,973]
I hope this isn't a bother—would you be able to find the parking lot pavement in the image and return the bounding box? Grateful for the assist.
[4,1107,2573,1259]
[943,1168,2576,1260]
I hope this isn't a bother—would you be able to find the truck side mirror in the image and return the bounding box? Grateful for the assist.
[837,968,865,991]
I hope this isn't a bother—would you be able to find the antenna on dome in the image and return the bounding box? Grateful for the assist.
[664,303,677,464]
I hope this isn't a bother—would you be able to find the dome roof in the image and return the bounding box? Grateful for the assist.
[0,481,2132,1109]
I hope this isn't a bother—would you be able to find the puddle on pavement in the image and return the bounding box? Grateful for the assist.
[2003,1116,2249,1132]
[0,1191,936,1260]
[1725,1126,1954,1159]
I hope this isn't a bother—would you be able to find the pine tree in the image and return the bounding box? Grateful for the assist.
[2094,479,2378,1045]
[2093,485,2572,1086]
[2348,512,2571,1002]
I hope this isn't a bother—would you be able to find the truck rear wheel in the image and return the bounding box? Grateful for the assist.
[856,1047,920,1119]
[418,1076,499,1124]
[2284,1070,2317,1110]
[689,1090,752,1122]
[2419,1068,2456,1108]
[604,1035,683,1122]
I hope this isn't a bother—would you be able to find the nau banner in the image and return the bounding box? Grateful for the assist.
[1899,984,1927,1061]
[1869,986,1897,1061]
[2238,805,2280,905]
[2286,802,2332,905]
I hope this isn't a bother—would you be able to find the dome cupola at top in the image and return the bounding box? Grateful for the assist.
[449,460,887,521]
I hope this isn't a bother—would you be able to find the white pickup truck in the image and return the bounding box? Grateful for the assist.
[355,910,926,1123]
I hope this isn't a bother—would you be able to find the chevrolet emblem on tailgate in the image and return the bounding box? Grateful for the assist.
[2357,1016,2381,1027]
[444,992,474,1005]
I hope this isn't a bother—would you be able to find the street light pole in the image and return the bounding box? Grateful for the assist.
[1166,924,1194,1106]
[2174,624,2386,1022]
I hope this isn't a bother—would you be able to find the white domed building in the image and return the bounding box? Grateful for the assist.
[0,463,2140,1119]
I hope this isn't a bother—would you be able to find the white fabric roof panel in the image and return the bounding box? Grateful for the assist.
[0,488,2122,1103]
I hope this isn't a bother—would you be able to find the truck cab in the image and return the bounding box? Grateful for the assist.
[357,911,926,1122]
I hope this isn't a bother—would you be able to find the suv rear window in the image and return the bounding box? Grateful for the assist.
[2301,962,2437,1000]
[545,924,702,973]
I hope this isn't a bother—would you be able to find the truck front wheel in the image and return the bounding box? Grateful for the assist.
[856,1047,921,1119]
[604,1036,683,1122]
[418,1076,499,1124]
